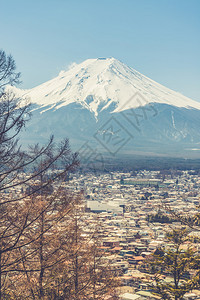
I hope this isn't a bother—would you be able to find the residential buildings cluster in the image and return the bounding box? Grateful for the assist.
[69,169,200,300]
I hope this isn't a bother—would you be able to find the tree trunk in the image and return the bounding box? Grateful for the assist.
[39,210,44,299]
[74,217,79,300]
[0,250,2,300]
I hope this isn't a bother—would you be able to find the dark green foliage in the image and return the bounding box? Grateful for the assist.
[147,212,177,224]
[148,228,200,300]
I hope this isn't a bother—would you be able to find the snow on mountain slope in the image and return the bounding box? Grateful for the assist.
[12,57,200,117]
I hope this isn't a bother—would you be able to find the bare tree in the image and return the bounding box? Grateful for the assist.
[0,49,119,300]
[0,50,79,299]
[0,49,21,89]
[51,205,119,300]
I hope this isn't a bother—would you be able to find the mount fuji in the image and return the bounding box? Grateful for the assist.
[11,57,200,158]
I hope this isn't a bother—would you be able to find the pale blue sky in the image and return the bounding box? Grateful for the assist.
[1,0,200,101]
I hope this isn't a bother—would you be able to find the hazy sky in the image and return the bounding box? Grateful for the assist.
[1,0,200,101]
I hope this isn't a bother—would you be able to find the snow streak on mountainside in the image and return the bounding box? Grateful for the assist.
[11,57,200,117]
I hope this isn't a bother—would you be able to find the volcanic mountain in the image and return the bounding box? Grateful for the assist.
[11,57,200,158]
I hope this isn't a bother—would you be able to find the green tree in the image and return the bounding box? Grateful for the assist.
[148,228,200,300]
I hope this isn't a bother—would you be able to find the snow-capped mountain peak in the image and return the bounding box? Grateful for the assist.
[8,57,200,157]
[12,57,200,117]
